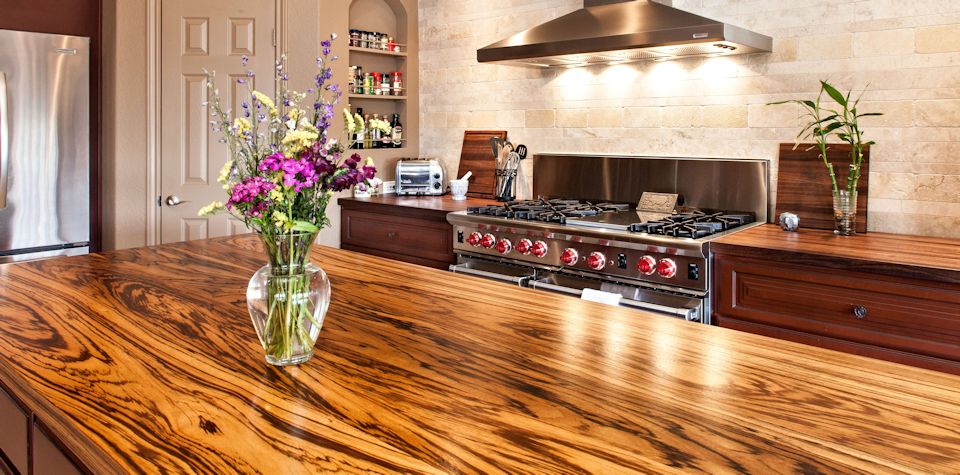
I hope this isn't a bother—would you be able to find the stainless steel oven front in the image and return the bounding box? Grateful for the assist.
[451,254,708,324]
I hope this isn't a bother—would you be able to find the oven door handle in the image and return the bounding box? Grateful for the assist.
[530,280,700,321]
[449,263,530,286]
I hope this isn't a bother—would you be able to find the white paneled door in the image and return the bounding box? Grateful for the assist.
[160,0,275,243]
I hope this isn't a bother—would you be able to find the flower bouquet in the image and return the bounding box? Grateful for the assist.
[200,34,383,366]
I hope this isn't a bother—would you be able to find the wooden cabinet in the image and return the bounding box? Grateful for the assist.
[713,225,960,374]
[0,383,86,475]
[0,385,29,475]
[340,195,498,269]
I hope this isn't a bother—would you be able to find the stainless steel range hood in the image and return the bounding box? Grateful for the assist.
[477,0,772,68]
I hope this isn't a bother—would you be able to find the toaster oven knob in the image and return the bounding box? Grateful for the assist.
[433,182,441,190]
[467,232,483,247]
[531,241,549,258]
[637,255,657,275]
[560,248,579,266]
[481,233,497,249]
[515,238,533,255]
[657,258,678,279]
[496,238,512,254]
[587,252,607,270]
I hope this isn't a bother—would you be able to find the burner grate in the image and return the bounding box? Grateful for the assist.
[628,210,755,238]
[468,199,628,223]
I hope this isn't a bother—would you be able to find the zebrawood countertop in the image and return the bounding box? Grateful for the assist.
[1,235,960,473]
[713,224,960,283]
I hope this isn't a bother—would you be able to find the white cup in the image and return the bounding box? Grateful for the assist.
[450,179,469,200]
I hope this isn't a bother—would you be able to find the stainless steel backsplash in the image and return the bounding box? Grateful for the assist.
[533,154,770,222]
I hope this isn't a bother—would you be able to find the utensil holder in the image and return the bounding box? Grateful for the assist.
[495,168,517,202]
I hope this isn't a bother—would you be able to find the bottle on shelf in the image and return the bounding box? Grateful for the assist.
[392,72,402,96]
[354,66,364,94]
[387,36,396,53]
[363,73,373,95]
[371,114,381,149]
[354,107,364,150]
[372,72,382,95]
[363,114,372,149]
[381,73,392,96]
[380,33,389,51]
[391,113,403,149]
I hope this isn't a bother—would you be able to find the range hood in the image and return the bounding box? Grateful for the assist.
[477,0,772,68]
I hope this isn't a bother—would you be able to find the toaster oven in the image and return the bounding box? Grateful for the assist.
[396,159,445,196]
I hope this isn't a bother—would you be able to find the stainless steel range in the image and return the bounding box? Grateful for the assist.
[447,154,769,324]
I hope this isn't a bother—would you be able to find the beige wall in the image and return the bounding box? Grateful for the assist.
[101,0,416,250]
[419,0,960,238]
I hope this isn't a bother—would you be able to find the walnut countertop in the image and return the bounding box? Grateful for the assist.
[1,235,960,472]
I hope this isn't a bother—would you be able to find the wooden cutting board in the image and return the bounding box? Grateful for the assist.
[776,143,870,233]
[457,130,507,199]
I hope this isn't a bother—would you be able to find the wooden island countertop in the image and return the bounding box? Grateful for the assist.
[1,235,960,473]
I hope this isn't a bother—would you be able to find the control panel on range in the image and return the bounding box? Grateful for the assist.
[455,228,706,292]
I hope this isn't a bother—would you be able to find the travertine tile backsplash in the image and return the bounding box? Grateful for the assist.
[418,0,960,237]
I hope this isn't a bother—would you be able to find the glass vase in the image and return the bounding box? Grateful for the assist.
[246,231,331,366]
[833,190,858,236]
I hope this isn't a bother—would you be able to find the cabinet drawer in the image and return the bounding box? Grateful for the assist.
[32,421,83,475]
[0,384,28,475]
[716,255,960,361]
[342,209,454,264]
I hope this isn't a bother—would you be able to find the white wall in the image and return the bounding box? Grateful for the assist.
[418,0,960,238]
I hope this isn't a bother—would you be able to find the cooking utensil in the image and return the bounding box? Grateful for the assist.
[490,137,503,160]
[515,144,528,161]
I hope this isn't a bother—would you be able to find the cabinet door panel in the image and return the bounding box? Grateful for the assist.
[32,422,83,475]
[715,255,960,361]
[342,209,453,263]
[0,385,28,475]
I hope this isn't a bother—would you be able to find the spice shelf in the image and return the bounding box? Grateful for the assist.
[348,94,408,101]
[348,46,407,58]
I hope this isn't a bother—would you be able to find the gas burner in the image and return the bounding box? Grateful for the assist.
[468,199,629,224]
[628,210,754,238]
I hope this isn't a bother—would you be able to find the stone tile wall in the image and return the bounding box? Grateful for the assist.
[419,0,960,237]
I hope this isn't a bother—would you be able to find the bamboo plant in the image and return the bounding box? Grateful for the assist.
[770,80,882,198]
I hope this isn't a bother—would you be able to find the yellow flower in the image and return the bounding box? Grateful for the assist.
[343,109,356,133]
[217,160,233,185]
[354,113,364,129]
[272,210,291,230]
[198,201,225,217]
[281,127,319,154]
[268,188,285,203]
[233,117,252,135]
[252,91,278,117]
[288,108,303,123]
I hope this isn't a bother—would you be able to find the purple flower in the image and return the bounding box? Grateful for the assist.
[241,55,249,66]
[321,39,332,48]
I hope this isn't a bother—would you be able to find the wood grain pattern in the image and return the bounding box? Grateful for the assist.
[1,236,960,473]
[776,143,869,233]
[712,224,960,283]
[340,194,499,216]
[456,130,506,199]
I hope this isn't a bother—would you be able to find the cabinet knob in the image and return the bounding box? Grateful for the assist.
[386,231,398,240]
[853,305,868,319]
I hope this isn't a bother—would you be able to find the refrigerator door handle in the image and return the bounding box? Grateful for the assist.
[0,71,8,209]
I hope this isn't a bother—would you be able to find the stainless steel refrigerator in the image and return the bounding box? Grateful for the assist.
[0,29,90,263]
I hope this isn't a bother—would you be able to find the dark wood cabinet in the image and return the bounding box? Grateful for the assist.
[0,385,29,475]
[713,225,960,375]
[340,194,497,270]
[0,383,86,475]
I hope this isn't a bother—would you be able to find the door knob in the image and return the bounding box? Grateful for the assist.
[165,195,189,207]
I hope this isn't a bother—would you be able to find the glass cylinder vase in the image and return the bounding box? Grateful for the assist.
[246,231,331,366]
[833,190,858,236]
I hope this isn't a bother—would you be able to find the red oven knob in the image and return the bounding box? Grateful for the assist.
[531,240,549,258]
[515,238,533,255]
[560,248,579,266]
[637,255,657,275]
[466,232,483,247]
[496,238,512,254]
[657,258,677,278]
[587,252,606,270]
[481,233,497,249]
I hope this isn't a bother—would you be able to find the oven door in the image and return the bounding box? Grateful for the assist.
[530,272,706,323]
[450,258,535,286]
